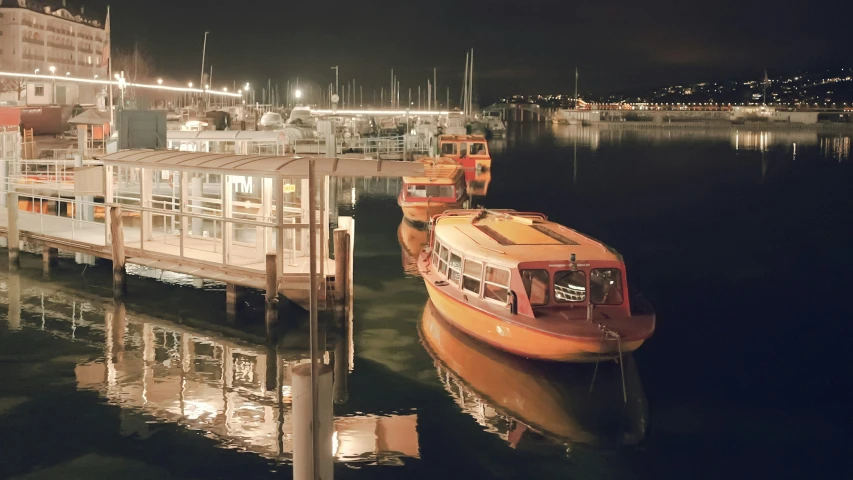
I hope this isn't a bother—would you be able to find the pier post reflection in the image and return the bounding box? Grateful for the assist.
[8,272,20,330]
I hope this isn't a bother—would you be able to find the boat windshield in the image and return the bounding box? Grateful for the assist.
[406,184,455,198]
[521,269,550,306]
[470,143,487,155]
[554,270,586,302]
[590,268,624,305]
[440,143,456,155]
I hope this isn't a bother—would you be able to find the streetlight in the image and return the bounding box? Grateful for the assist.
[49,65,56,74]
[34,68,40,74]
[157,78,163,85]
[65,72,70,77]
[188,82,193,88]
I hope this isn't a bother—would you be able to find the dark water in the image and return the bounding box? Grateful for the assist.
[1,124,851,479]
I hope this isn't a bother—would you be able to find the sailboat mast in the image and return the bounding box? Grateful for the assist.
[461,52,469,115]
[574,67,579,109]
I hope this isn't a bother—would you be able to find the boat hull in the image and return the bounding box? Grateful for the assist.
[398,198,463,226]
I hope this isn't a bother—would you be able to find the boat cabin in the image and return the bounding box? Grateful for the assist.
[428,210,630,319]
[400,159,466,206]
[438,134,490,161]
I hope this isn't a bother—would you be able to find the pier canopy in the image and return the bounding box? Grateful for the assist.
[166,130,287,155]
[100,150,424,178]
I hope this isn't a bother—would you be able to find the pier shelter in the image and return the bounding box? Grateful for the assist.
[0,150,423,310]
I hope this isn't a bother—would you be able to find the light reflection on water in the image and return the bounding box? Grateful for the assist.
[0,274,419,466]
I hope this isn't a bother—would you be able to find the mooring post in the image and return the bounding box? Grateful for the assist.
[292,362,334,480]
[109,206,127,299]
[225,283,239,321]
[7,191,19,270]
[42,246,58,278]
[265,252,279,336]
[333,229,349,308]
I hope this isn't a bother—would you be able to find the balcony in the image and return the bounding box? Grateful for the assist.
[22,37,44,46]
[22,53,43,61]
[47,57,75,66]
[47,42,75,51]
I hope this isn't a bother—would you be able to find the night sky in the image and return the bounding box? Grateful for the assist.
[79,0,853,100]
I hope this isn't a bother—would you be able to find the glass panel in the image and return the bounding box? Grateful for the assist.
[484,283,508,303]
[485,266,510,286]
[462,260,482,294]
[448,253,462,284]
[439,244,449,261]
[460,143,468,157]
[470,143,487,155]
[590,268,624,305]
[432,242,441,266]
[463,260,482,277]
[521,269,550,306]
[554,270,586,302]
[440,143,456,155]
[439,259,448,276]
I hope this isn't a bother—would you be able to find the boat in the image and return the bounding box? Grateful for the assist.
[484,113,506,138]
[419,300,647,447]
[437,134,492,182]
[417,209,655,362]
[443,111,467,135]
[397,157,467,227]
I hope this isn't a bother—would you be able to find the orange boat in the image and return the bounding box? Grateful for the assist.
[419,300,647,447]
[397,157,467,226]
[438,134,492,182]
[417,209,655,362]
[466,168,491,198]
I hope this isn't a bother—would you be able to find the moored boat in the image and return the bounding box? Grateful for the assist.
[397,157,467,227]
[417,209,655,362]
[438,134,492,182]
[398,217,429,277]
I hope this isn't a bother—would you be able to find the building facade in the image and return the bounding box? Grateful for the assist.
[0,1,107,105]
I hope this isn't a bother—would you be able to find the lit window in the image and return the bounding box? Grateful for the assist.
[590,269,624,305]
[483,266,510,303]
[462,260,482,294]
[448,253,462,285]
[554,270,586,302]
[521,269,550,306]
[87,55,91,64]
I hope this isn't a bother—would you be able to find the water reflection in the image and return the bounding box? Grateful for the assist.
[398,217,428,278]
[418,301,647,448]
[1,273,419,466]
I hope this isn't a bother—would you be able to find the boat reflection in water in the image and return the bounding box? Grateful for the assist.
[398,217,429,277]
[0,273,419,465]
[418,300,647,448]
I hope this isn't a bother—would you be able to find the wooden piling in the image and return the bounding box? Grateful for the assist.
[265,252,279,336]
[333,229,349,306]
[7,192,19,270]
[109,206,127,299]
[42,246,59,278]
[226,283,239,320]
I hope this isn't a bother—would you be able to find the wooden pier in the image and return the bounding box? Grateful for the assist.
[0,150,423,320]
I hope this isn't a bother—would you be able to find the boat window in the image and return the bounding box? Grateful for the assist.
[470,143,487,155]
[407,185,455,198]
[448,253,463,285]
[462,260,483,294]
[554,270,586,302]
[438,244,449,276]
[590,269,624,305]
[459,142,468,158]
[484,266,510,303]
[432,241,441,267]
[440,143,456,155]
[521,270,550,306]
